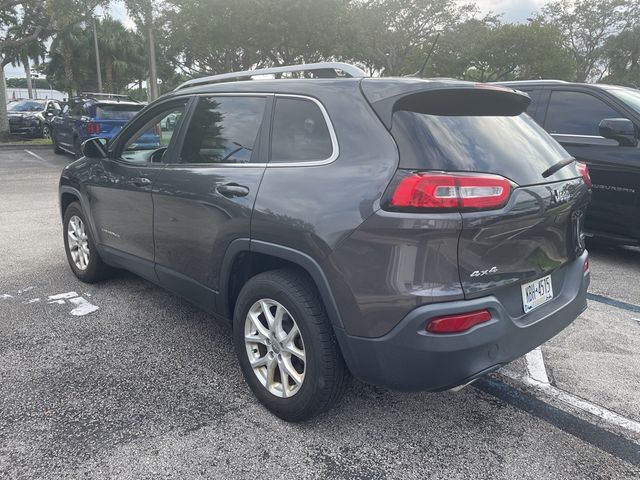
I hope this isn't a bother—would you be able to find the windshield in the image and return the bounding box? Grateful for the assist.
[606,87,640,115]
[7,100,45,112]
[96,104,143,120]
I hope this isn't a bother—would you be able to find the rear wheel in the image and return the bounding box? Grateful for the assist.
[63,202,110,283]
[41,124,51,139]
[233,269,349,422]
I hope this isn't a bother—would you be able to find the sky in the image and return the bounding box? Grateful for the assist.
[4,0,549,79]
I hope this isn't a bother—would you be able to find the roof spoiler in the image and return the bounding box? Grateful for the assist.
[361,80,531,129]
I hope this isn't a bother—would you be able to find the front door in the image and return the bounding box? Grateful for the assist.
[543,89,640,242]
[152,94,272,311]
[88,98,189,281]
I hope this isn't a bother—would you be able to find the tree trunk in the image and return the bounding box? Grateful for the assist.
[62,35,75,99]
[0,64,10,140]
[23,55,33,99]
[147,23,158,101]
[105,58,114,94]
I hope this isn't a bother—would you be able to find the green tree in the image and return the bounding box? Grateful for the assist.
[0,0,102,138]
[541,0,632,82]
[346,0,475,76]
[602,26,640,87]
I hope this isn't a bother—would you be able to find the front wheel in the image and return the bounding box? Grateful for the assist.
[41,124,51,139]
[63,202,110,283]
[233,269,349,422]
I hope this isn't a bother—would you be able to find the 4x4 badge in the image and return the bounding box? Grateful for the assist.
[470,267,498,277]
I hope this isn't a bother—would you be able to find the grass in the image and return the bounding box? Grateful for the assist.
[0,135,52,146]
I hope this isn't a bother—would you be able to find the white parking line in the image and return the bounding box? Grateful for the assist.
[503,348,640,435]
[24,149,45,161]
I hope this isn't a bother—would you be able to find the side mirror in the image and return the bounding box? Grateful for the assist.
[599,118,638,147]
[81,137,108,158]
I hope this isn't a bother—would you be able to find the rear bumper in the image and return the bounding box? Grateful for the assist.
[335,251,590,391]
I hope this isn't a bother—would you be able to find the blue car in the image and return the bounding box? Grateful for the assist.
[50,93,160,157]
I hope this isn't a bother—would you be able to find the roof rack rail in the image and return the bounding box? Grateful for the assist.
[491,80,569,85]
[79,92,138,102]
[175,62,368,91]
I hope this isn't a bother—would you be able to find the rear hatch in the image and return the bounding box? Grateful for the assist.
[363,80,590,304]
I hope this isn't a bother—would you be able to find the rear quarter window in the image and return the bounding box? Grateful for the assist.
[391,110,575,185]
[270,97,333,163]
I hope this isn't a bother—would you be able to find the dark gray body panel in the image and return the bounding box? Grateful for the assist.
[59,75,591,391]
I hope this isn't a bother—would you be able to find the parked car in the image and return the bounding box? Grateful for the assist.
[497,80,640,246]
[7,98,61,138]
[50,93,160,157]
[59,63,591,421]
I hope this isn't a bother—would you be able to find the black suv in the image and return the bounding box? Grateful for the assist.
[59,63,591,421]
[7,98,61,138]
[498,80,640,246]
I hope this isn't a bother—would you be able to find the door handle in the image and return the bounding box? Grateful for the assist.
[132,177,152,187]
[216,183,250,198]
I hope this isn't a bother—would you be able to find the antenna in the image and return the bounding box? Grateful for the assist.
[411,33,440,78]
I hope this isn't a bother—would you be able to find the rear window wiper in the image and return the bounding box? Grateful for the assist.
[541,158,575,179]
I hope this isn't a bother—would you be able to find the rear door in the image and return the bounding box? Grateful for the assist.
[541,89,640,242]
[151,94,271,311]
[384,87,590,307]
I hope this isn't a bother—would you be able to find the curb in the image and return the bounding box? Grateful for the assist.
[0,143,52,151]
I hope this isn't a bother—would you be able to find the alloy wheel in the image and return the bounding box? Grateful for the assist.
[67,215,90,270]
[244,298,306,398]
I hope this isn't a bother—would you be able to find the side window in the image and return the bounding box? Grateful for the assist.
[120,101,187,163]
[61,104,70,116]
[545,91,622,136]
[180,96,266,164]
[270,97,333,163]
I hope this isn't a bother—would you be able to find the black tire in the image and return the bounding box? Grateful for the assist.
[62,202,110,283]
[41,124,51,139]
[52,129,64,154]
[233,269,349,422]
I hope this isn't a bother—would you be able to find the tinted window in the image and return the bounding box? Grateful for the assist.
[391,111,574,185]
[271,97,333,162]
[545,91,621,136]
[180,96,266,164]
[96,103,143,120]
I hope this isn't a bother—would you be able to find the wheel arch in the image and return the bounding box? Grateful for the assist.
[59,186,101,250]
[219,239,344,330]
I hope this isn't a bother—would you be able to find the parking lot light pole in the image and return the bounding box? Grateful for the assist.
[92,16,103,93]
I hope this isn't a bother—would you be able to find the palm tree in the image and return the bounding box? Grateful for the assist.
[3,26,46,99]
[95,16,145,93]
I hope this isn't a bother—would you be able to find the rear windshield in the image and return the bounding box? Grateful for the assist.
[96,104,143,120]
[391,111,576,185]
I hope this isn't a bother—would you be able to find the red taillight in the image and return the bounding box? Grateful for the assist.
[87,122,100,135]
[390,172,512,211]
[576,162,591,187]
[584,257,590,273]
[426,309,492,334]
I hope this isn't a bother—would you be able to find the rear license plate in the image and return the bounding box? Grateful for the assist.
[521,275,554,313]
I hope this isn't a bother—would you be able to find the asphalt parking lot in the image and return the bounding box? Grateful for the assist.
[1,147,639,479]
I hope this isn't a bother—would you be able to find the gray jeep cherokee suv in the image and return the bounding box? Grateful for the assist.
[59,63,591,421]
